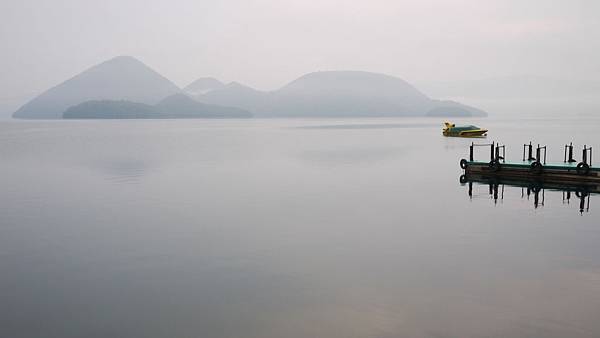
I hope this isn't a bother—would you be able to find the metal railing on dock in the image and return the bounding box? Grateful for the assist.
[583,145,593,166]
[469,141,504,163]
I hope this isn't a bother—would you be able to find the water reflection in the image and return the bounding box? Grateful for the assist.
[4,118,600,338]
[296,122,438,129]
[98,159,151,184]
[300,146,406,166]
[460,173,595,214]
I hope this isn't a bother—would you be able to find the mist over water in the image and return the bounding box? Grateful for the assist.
[3,0,600,336]
[1,117,600,337]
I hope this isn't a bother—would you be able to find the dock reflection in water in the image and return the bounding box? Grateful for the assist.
[460,173,595,213]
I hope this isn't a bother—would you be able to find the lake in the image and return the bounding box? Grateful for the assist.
[1,117,600,338]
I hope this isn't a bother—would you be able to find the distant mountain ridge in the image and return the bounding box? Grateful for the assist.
[14,56,181,119]
[183,77,225,96]
[14,56,487,119]
[63,94,252,119]
[189,71,486,117]
[191,82,271,114]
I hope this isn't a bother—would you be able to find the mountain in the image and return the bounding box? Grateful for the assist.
[183,77,225,96]
[199,82,271,113]
[63,94,252,119]
[425,100,487,117]
[0,92,37,119]
[194,71,486,117]
[155,93,252,118]
[14,56,486,119]
[13,56,181,119]
[270,71,432,117]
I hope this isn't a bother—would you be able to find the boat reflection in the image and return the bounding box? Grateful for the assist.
[460,173,596,214]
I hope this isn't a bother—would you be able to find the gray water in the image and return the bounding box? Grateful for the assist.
[1,117,600,338]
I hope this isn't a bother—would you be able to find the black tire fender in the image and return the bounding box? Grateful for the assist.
[489,160,500,172]
[576,162,590,175]
[530,161,543,175]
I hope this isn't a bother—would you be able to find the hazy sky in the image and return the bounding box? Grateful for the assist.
[1,0,599,114]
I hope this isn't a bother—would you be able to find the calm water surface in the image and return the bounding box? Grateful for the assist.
[1,117,600,338]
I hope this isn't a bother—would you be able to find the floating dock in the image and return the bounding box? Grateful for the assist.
[459,142,598,183]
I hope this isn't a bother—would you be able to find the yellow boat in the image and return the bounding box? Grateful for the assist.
[443,122,487,137]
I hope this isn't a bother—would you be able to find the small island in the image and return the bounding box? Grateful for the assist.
[63,94,252,119]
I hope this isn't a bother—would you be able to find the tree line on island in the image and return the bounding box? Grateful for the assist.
[13,56,486,119]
